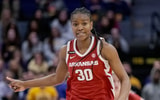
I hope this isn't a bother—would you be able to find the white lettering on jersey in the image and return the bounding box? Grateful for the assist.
[69,60,99,67]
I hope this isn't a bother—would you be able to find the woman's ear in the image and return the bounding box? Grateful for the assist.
[90,21,93,30]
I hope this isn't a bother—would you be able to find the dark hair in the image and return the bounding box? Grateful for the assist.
[4,22,21,46]
[48,27,61,52]
[71,7,92,21]
[27,31,38,50]
[71,7,101,39]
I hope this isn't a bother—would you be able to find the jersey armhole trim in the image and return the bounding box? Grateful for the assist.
[66,41,70,63]
[97,40,108,63]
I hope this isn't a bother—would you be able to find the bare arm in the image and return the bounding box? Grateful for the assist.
[7,45,68,92]
[101,41,131,100]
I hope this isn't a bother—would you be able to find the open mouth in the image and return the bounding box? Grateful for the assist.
[76,32,85,36]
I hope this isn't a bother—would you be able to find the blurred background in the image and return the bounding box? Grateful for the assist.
[0,0,160,100]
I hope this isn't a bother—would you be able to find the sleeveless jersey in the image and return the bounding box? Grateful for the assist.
[66,36,115,100]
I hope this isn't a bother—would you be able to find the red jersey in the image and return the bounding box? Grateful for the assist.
[66,36,114,100]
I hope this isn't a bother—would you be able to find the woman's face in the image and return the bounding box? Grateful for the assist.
[34,53,43,65]
[35,10,42,19]
[101,16,109,26]
[2,9,11,20]
[29,32,38,44]
[59,10,68,22]
[71,13,93,41]
[7,29,16,41]
[13,49,21,61]
[51,27,60,37]
[30,20,38,30]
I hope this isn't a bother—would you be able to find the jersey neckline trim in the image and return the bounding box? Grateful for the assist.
[73,36,95,57]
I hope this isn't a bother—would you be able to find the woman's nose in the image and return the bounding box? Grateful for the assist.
[77,24,83,31]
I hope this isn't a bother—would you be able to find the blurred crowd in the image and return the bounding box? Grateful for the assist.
[0,0,159,100]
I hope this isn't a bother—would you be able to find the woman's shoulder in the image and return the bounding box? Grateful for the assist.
[100,38,118,60]
[60,45,67,51]
[101,39,116,51]
[59,45,67,58]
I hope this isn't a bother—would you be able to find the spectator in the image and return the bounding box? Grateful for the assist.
[26,86,58,100]
[105,10,119,29]
[104,0,131,19]
[98,15,111,35]
[47,3,58,21]
[12,0,20,19]
[110,28,129,61]
[123,62,142,95]
[111,28,129,52]
[87,0,105,12]
[0,8,13,41]
[0,70,14,100]
[18,71,35,100]
[48,0,65,11]
[50,9,74,41]
[8,59,23,79]
[26,19,39,37]
[1,0,20,19]
[28,52,48,75]
[43,26,66,66]
[34,9,50,41]
[22,31,43,63]
[142,68,160,100]
[26,74,58,100]
[12,48,26,72]
[1,22,21,62]
[145,60,160,84]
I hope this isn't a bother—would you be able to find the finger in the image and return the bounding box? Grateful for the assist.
[15,89,20,92]
[11,86,18,91]
[10,82,18,90]
[13,86,17,89]
[14,87,20,92]
[6,77,15,82]
[10,81,16,87]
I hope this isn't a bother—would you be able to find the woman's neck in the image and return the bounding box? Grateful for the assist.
[76,36,92,53]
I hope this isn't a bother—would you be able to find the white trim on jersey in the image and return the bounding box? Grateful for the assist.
[97,40,115,97]
[73,36,95,57]
[66,41,70,63]
[97,40,107,63]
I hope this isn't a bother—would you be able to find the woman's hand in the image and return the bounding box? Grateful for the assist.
[6,77,26,92]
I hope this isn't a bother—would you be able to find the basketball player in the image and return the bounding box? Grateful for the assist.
[7,7,130,100]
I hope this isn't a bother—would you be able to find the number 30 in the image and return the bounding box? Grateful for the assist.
[75,69,93,81]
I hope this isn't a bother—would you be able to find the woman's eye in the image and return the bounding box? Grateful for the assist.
[82,23,87,26]
[73,23,78,26]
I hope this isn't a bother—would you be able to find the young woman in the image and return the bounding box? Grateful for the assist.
[7,7,130,100]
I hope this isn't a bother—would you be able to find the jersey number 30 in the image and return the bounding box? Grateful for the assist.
[75,69,93,81]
